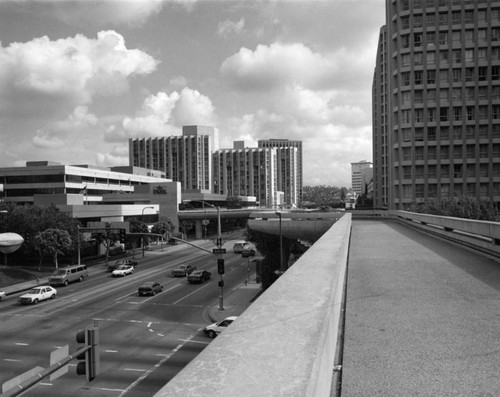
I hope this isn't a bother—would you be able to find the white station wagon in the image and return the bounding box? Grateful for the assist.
[18,286,57,305]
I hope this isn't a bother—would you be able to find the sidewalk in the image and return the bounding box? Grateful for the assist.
[207,280,262,323]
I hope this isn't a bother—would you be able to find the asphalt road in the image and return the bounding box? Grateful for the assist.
[0,238,254,396]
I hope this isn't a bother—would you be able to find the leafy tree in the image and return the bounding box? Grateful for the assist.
[301,185,349,209]
[407,196,498,221]
[128,218,149,253]
[179,220,194,238]
[226,195,242,209]
[151,217,175,237]
[34,228,72,268]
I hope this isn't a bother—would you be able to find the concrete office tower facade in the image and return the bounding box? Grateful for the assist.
[129,126,219,192]
[213,144,278,208]
[351,160,373,195]
[373,0,500,209]
[258,139,303,203]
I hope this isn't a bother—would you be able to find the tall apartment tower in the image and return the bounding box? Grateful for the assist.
[213,143,278,207]
[129,126,218,192]
[373,0,500,209]
[258,139,302,203]
[351,160,373,195]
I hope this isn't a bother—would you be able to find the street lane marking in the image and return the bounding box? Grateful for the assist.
[105,350,118,353]
[15,342,29,346]
[173,283,210,304]
[4,359,22,362]
[178,339,210,345]
[124,368,147,372]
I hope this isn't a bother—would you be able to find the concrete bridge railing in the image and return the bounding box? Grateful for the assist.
[155,213,352,397]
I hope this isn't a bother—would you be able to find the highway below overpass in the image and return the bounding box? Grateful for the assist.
[342,219,500,396]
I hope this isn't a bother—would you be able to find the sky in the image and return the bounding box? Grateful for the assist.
[0,0,385,187]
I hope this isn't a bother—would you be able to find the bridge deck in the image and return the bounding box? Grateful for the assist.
[343,220,500,396]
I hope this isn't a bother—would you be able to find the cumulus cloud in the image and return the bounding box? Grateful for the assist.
[0,30,159,116]
[220,42,337,91]
[114,87,216,140]
[218,18,245,37]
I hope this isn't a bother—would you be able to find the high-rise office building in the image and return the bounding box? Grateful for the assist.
[258,139,303,203]
[351,160,373,195]
[374,0,500,209]
[213,143,278,207]
[129,126,218,192]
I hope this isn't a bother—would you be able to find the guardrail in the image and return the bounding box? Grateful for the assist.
[393,210,500,257]
[154,213,352,397]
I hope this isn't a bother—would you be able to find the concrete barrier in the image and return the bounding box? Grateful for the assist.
[154,213,352,397]
[394,211,500,257]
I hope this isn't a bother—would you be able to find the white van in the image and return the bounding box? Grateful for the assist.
[48,264,88,286]
[232,241,247,254]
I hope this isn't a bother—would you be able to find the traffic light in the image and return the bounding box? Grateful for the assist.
[217,258,225,275]
[76,327,100,382]
[119,229,126,242]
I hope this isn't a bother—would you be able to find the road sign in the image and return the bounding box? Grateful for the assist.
[212,248,226,254]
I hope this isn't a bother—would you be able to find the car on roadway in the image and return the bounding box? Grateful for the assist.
[187,270,211,284]
[241,244,256,257]
[171,264,196,277]
[112,264,134,277]
[18,286,57,305]
[203,316,238,338]
[0,290,5,301]
[108,258,138,272]
[138,281,163,296]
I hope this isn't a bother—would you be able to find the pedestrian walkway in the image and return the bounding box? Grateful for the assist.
[207,280,262,323]
[342,220,500,396]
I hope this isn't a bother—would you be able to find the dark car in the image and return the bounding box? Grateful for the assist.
[241,244,256,257]
[187,270,211,284]
[108,258,138,272]
[138,282,163,296]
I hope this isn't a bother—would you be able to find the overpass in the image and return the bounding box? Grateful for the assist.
[156,211,500,396]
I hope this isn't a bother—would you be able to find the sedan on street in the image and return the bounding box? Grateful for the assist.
[187,270,211,284]
[203,316,238,338]
[112,264,134,277]
[108,258,138,272]
[18,286,57,305]
[138,281,163,296]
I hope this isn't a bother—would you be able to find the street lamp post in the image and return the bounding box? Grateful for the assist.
[275,211,284,273]
[142,206,154,257]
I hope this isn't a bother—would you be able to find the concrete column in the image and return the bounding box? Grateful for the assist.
[194,219,203,239]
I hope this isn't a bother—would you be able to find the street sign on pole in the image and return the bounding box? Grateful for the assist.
[212,248,226,254]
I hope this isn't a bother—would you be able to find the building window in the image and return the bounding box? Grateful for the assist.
[414,33,423,47]
[428,127,436,141]
[452,68,461,82]
[439,50,448,64]
[464,10,474,24]
[494,105,500,120]
[438,31,448,45]
[402,72,410,86]
[492,66,500,81]
[453,107,462,121]
[415,109,424,122]
[427,70,436,84]
[427,89,436,102]
[467,106,475,121]
[453,50,461,63]
[427,107,436,122]
[440,89,448,101]
[440,70,449,83]
[427,52,435,65]
[452,88,461,101]
[414,70,423,85]
[466,87,475,100]
[465,67,474,82]
[465,50,474,63]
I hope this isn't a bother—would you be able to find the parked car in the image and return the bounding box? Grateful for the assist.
[138,282,163,296]
[171,264,196,277]
[108,259,137,272]
[18,286,57,305]
[203,316,238,338]
[187,270,211,284]
[112,264,134,277]
[241,244,256,257]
